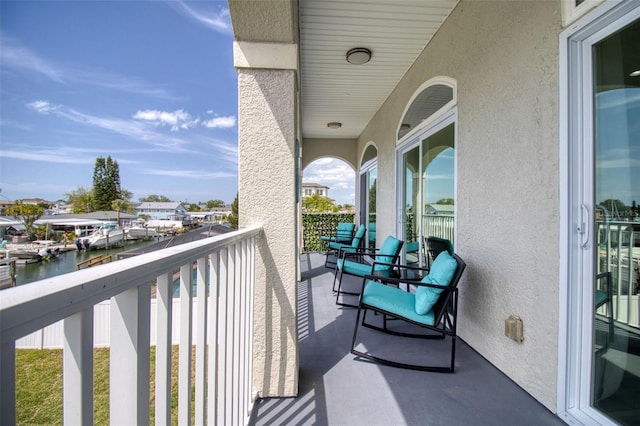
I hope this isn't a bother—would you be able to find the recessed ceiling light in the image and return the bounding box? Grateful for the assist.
[346,48,372,65]
[327,122,342,129]
[630,70,640,77]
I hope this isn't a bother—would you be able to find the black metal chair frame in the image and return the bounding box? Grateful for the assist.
[350,254,466,372]
[333,242,403,308]
[424,236,453,268]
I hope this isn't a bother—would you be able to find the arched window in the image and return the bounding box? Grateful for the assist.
[398,84,454,140]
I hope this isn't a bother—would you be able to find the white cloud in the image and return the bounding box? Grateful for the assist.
[200,136,238,166]
[27,100,57,114]
[172,1,232,34]
[141,168,236,179]
[1,145,142,165]
[302,158,356,205]
[1,40,65,82]
[133,109,199,131]
[1,148,94,164]
[27,100,192,151]
[202,116,236,129]
[2,37,176,99]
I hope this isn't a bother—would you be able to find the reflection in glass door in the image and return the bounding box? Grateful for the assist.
[360,162,377,249]
[422,124,455,258]
[399,118,455,266]
[591,17,640,425]
[403,147,420,264]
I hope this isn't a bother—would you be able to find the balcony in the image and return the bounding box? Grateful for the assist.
[5,224,636,425]
[249,252,564,425]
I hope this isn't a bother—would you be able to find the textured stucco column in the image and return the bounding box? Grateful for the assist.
[238,67,299,398]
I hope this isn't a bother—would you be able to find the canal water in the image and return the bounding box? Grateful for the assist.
[16,239,158,286]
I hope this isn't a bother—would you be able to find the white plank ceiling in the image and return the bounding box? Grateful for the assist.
[299,0,458,139]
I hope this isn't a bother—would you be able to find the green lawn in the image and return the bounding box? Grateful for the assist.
[16,346,190,425]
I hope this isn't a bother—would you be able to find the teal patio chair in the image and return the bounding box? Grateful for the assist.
[424,236,453,267]
[351,251,466,372]
[333,235,404,308]
[325,224,367,268]
[320,222,355,251]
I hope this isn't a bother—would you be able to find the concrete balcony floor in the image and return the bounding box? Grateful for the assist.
[249,252,565,426]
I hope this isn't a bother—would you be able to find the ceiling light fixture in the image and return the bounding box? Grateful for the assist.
[327,122,342,129]
[630,70,640,77]
[346,47,372,65]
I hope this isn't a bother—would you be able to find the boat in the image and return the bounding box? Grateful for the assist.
[125,221,158,241]
[77,222,125,250]
[38,246,61,260]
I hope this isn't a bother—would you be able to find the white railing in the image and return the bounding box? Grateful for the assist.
[1,224,262,426]
[596,220,639,328]
[421,214,455,244]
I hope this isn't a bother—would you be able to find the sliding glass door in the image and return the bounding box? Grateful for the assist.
[564,3,640,424]
[591,15,640,425]
[397,112,456,266]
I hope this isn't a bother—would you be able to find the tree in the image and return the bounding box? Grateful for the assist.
[65,186,94,213]
[6,200,45,239]
[206,199,226,209]
[93,156,122,211]
[435,198,454,205]
[302,193,337,212]
[120,189,133,202]
[369,178,377,214]
[139,194,172,202]
[598,199,628,216]
[111,199,133,224]
[188,203,202,212]
[228,193,238,229]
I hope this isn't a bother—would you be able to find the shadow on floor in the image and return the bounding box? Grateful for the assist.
[249,253,564,426]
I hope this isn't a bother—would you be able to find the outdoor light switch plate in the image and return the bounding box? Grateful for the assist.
[505,315,524,342]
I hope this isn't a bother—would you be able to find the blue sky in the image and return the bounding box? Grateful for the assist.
[0,0,355,207]
[1,1,239,204]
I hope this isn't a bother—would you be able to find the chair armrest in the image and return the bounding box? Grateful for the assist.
[340,247,380,260]
[364,273,453,293]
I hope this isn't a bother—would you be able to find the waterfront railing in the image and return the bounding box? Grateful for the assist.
[1,224,262,425]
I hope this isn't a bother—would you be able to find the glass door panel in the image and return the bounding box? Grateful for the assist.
[591,17,640,424]
[403,147,420,265]
[367,167,377,249]
[422,123,455,265]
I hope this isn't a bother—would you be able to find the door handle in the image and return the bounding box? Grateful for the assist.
[578,203,590,248]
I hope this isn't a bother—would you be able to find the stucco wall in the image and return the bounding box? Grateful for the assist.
[358,0,561,411]
[238,68,299,397]
[301,138,358,171]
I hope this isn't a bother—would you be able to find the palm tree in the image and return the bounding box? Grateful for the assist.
[111,199,133,225]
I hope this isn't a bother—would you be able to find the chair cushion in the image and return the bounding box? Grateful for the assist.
[351,224,366,247]
[415,251,458,315]
[336,223,355,242]
[363,281,435,326]
[328,241,347,250]
[377,236,402,265]
[339,259,373,277]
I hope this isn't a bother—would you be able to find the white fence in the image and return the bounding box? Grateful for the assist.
[1,224,262,425]
[15,298,200,349]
